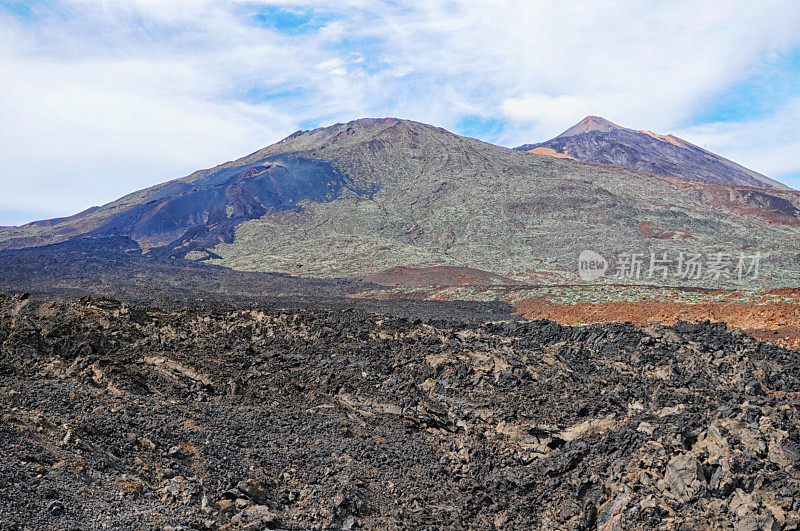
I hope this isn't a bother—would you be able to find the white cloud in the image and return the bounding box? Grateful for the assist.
[0,53,298,219]
[1,0,799,224]
[675,97,800,183]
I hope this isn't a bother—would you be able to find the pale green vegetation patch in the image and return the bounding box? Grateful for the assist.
[355,284,800,307]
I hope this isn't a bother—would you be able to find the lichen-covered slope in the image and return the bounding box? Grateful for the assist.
[1,118,799,287]
[201,119,800,286]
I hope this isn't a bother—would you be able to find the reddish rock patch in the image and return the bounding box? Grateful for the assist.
[637,221,692,239]
[515,298,800,350]
[660,176,800,228]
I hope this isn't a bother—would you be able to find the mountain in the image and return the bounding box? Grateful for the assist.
[1,117,800,287]
[515,116,789,189]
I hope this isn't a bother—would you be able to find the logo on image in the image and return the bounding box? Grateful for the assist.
[578,250,608,281]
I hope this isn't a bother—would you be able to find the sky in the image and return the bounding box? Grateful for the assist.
[0,0,799,225]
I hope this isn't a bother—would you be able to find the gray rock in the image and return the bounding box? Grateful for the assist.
[664,454,705,500]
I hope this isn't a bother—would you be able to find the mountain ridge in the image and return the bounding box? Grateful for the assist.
[1,116,799,287]
[515,116,788,189]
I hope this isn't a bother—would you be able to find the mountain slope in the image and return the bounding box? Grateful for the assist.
[0,154,359,252]
[515,116,789,189]
[1,117,799,287]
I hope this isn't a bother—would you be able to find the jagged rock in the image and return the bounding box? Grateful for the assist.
[160,476,201,505]
[232,504,278,529]
[663,454,706,500]
[237,479,269,505]
[46,501,65,516]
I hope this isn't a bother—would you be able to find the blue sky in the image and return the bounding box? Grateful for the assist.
[0,0,799,225]
[693,46,800,124]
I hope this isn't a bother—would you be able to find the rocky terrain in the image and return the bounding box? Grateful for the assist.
[3,293,800,529]
[516,116,788,189]
[1,114,797,530]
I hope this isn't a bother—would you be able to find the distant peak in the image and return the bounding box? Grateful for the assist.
[579,116,623,128]
[557,116,626,138]
[581,115,612,123]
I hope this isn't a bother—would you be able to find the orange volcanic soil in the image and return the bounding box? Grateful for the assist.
[515,290,800,350]
[527,147,574,159]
